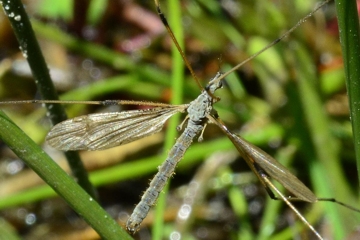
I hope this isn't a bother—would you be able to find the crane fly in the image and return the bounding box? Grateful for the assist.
[1,0,358,239]
[45,0,358,238]
[44,71,332,237]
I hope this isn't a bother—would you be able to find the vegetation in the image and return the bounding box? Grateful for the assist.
[0,0,359,239]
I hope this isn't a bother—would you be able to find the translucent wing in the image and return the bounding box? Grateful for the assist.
[209,115,317,202]
[46,106,185,151]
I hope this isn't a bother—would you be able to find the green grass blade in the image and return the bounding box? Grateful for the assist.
[2,0,95,197]
[152,0,185,238]
[334,0,360,188]
[292,39,356,238]
[0,110,131,239]
[0,218,21,240]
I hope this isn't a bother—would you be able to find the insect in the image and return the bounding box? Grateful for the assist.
[1,0,358,239]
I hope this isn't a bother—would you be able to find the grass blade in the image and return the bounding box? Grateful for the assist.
[1,0,95,197]
[334,0,360,188]
[0,110,131,239]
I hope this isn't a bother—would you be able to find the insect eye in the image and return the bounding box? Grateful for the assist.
[205,85,210,91]
[218,81,223,88]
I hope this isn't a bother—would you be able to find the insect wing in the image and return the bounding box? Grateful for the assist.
[46,106,184,151]
[210,116,316,202]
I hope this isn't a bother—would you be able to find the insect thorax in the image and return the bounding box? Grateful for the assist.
[186,92,213,124]
[186,73,223,124]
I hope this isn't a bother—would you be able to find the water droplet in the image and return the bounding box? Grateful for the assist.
[25,213,37,225]
[169,231,181,240]
[22,51,28,58]
[6,159,24,174]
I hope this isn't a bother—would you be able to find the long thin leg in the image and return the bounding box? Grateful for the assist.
[215,0,332,83]
[0,99,178,107]
[258,168,323,240]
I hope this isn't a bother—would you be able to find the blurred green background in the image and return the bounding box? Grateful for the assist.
[0,0,359,239]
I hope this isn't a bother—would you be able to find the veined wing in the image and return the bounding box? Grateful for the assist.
[209,115,317,202]
[46,105,186,151]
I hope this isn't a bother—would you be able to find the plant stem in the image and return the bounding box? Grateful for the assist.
[1,0,96,198]
[334,0,360,188]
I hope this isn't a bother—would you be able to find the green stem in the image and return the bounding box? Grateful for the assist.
[152,0,185,238]
[0,111,131,239]
[1,0,95,197]
[334,0,360,189]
